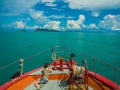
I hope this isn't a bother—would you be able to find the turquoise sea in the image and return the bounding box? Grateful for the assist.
[0,32,120,85]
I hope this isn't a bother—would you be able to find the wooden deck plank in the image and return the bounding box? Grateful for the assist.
[6,74,114,90]
[6,68,116,90]
[6,76,35,90]
[88,76,112,90]
[31,74,69,80]
[6,74,69,90]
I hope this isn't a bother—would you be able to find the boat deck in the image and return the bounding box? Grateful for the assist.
[4,65,119,90]
[1,46,120,90]
[25,80,68,90]
[26,68,69,90]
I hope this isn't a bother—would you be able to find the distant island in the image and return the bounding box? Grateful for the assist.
[17,28,120,32]
[35,28,59,32]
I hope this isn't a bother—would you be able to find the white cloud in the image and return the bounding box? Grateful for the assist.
[29,9,49,23]
[50,15,65,19]
[52,8,62,11]
[15,21,25,29]
[87,23,99,29]
[66,15,86,30]
[29,9,43,19]
[65,0,120,10]
[78,15,86,24]
[91,11,100,17]
[14,21,40,30]
[44,21,61,30]
[49,15,74,20]
[32,25,39,29]
[67,16,74,19]
[99,14,120,30]
[26,25,40,29]
[41,0,55,3]
[45,3,56,7]
[40,0,56,7]
[67,20,80,29]
[0,0,39,16]
[1,21,40,30]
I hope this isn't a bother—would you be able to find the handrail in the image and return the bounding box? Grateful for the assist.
[1,46,119,71]
[0,48,51,71]
[0,46,120,87]
[67,48,120,71]
[53,46,120,86]
[0,60,19,71]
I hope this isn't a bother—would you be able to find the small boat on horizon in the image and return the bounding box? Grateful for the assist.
[0,46,120,90]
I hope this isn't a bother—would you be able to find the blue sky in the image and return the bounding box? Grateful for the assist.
[0,0,120,31]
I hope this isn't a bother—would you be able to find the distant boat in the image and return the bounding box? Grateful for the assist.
[0,46,120,90]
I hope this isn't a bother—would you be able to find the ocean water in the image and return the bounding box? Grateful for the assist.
[0,32,120,85]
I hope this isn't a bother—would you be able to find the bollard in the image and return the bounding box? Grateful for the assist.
[19,59,24,76]
[53,61,58,70]
[60,57,63,71]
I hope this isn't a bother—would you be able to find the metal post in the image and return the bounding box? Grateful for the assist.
[82,59,88,90]
[53,61,58,70]
[19,59,24,76]
[60,57,63,71]
[52,47,56,61]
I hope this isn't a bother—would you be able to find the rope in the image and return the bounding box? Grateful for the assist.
[0,60,19,70]
[0,46,120,75]
[67,48,120,71]
[23,48,51,60]
[0,48,51,71]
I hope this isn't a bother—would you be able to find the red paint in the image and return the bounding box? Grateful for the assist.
[51,61,67,65]
[0,67,43,90]
[88,71,120,90]
[59,58,63,71]
[1,62,120,90]
[53,61,58,70]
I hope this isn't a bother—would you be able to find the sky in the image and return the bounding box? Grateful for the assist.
[0,0,120,31]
